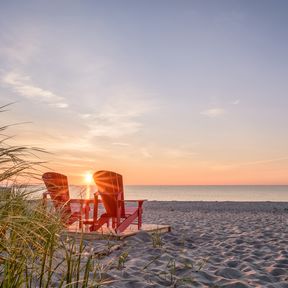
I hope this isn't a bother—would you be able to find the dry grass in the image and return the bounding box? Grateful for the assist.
[0,104,113,287]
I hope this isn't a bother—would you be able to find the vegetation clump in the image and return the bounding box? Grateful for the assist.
[0,104,112,287]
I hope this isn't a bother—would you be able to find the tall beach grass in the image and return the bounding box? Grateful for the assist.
[0,104,112,287]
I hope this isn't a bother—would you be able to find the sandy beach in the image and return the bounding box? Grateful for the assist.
[82,201,288,287]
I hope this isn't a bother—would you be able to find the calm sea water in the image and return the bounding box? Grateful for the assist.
[67,185,288,202]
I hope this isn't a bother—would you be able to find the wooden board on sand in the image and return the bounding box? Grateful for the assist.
[62,223,171,240]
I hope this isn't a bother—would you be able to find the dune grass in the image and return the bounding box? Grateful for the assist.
[0,105,112,287]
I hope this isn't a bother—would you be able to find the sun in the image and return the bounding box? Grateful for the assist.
[84,172,93,184]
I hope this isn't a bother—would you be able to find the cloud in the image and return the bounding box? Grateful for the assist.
[210,156,288,171]
[232,99,240,105]
[87,112,142,138]
[164,147,198,159]
[242,156,288,166]
[84,93,156,138]
[112,142,131,146]
[1,71,68,108]
[200,108,226,118]
[140,148,152,158]
[79,113,92,119]
[0,25,40,66]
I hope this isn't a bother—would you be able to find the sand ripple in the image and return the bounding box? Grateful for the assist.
[84,201,288,287]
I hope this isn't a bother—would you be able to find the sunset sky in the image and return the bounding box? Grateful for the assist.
[1,1,288,185]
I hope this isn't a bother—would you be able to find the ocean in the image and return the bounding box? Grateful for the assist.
[67,185,288,202]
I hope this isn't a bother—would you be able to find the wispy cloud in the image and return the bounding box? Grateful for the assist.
[79,113,92,119]
[232,99,240,105]
[84,92,156,138]
[200,108,226,118]
[164,147,198,158]
[140,148,152,158]
[112,142,131,146]
[242,156,288,166]
[211,156,288,171]
[0,24,40,66]
[1,71,68,108]
[87,112,142,138]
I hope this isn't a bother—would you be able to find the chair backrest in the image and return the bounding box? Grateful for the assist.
[42,172,72,215]
[93,170,125,217]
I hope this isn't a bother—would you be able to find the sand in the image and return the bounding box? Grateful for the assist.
[81,201,288,287]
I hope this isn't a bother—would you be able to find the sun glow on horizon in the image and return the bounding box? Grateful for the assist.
[84,172,93,185]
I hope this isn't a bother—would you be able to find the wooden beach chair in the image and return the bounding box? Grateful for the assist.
[90,170,145,234]
[42,172,94,228]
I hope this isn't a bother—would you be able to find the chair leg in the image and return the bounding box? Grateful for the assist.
[115,211,138,234]
[138,203,143,230]
[79,203,83,229]
[90,215,109,231]
[138,209,142,230]
[112,218,116,229]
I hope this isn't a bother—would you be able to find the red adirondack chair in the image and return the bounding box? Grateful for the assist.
[90,170,145,234]
[42,172,93,228]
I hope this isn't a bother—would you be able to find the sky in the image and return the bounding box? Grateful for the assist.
[1,0,288,185]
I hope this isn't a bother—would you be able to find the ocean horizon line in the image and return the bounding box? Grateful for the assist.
[6,183,288,187]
